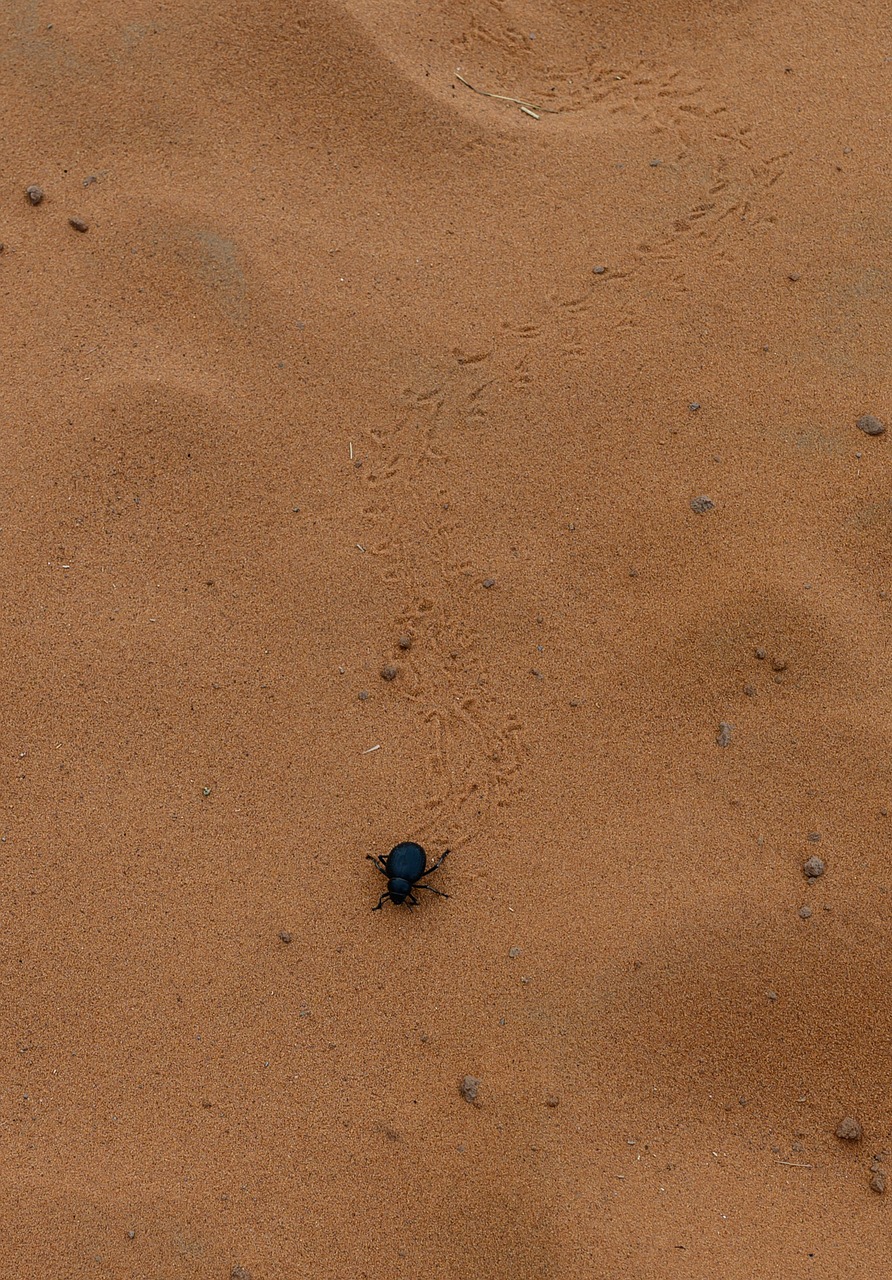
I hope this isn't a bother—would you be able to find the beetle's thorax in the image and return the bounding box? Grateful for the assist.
[388,876,411,902]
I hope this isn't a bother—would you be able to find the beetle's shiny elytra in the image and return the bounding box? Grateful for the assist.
[366,842,450,911]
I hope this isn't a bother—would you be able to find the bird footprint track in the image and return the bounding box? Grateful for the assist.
[356,350,528,846]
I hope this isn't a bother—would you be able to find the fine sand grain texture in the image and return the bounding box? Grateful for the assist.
[1,1,891,1276]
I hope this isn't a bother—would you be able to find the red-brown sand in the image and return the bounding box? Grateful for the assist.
[2,1,892,1275]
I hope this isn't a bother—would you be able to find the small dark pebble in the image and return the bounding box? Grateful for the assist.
[231,1269,252,1280]
[593,265,606,275]
[772,658,787,672]
[798,905,812,919]
[508,946,521,958]
[870,1171,887,1194]
[483,577,496,588]
[803,856,825,879]
[836,1116,862,1141]
[68,216,89,233]
[857,414,886,437]
[531,668,543,679]
[716,722,733,747]
[690,495,714,514]
[278,931,292,944]
[398,634,412,650]
[26,185,44,205]
[755,647,766,660]
[460,1075,480,1104]
[787,272,801,282]
[744,684,757,697]
[545,1095,560,1108]
[358,690,369,701]
[767,990,778,1001]
[689,401,701,411]
[126,1230,135,1240]
[807,831,821,843]
[380,664,398,681]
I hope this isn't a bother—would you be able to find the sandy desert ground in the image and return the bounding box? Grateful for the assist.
[1,0,891,1276]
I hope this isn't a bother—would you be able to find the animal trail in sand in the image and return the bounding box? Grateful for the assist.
[358,349,528,850]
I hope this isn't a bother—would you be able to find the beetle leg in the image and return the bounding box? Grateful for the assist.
[372,891,390,911]
[420,848,450,877]
[366,854,389,878]
[415,884,449,898]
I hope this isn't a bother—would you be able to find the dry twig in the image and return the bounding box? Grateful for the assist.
[454,71,559,115]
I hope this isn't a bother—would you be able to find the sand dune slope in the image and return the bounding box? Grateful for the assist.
[1,0,891,1276]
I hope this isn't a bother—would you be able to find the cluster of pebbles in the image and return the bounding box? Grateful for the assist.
[835,1117,887,1194]
[23,183,89,232]
[797,851,883,1192]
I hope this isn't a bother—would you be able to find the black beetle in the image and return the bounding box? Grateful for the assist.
[366,842,450,911]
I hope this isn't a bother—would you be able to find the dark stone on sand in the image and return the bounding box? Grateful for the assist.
[836,1116,862,1141]
[26,185,44,205]
[398,634,412,650]
[803,856,825,879]
[483,577,496,588]
[690,495,714,514]
[460,1075,480,1103]
[68,216,89,232]
[716,722,733,747]
[278,931,292,944]
[857,414,886,437]
[870,1170,887,1194]
[380,664,398,681]
[798,906,812,919]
